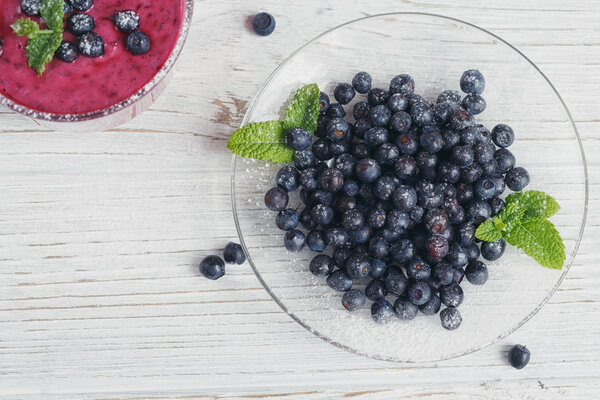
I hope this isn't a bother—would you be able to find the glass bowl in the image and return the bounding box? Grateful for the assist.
[0,0,193,132]
[231,13,588,362]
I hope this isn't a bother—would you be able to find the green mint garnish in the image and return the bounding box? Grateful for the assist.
[228,83,320,163]
[11,0,64,76]
[227,120,295,163]
[475,190,565,269]
[282,83,320,133]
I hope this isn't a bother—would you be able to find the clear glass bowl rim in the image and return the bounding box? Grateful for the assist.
[0,0,194,123]
[231,12,589,363]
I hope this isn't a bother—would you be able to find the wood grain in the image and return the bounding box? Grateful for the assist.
[0,0,599,398]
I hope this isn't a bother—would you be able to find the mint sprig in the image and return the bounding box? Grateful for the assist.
[227,83,320,163]
[475,190,565,269]
[11,0,64,76]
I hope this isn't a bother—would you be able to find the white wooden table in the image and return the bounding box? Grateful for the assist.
[1,1,599,398]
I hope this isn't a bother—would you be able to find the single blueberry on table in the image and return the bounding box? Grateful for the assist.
[318,92,330,113]
[78,31,105,58]
[284,229,306,252]
[342,289,366,311]
[67,13,95,36]
[462,94,486,115]
[419,294,441,315]
[126,31,151,55]
[460,69,485,94]
[371,299,395,324]
[334,83,356,105]
[394,298,419,320]
[21,0,42,16]
[223,242,246,264]
[253,12,276,36]
[309,254,335,277]
[492,123,515,148]
[481,238,506,261]
[352,71,372,94]
[306,229,327,252]
[264,187,288,211]
[113,10,140,33]
[440,307,462,330]
[505,167,530,191]
[200,255,225,280]
[285,127,312,151]
[508,344,531,369]
[367,88,390,106]
[275,208,299,231]
[389,74,415,95]
[276,165,299,192]
[55,41,79,63]
[326,269,353,292]
[365,279,387,300]
[465,260,489,285]
[439,283,464,307]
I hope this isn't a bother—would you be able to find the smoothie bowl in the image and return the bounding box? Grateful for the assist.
[0,0,193,131]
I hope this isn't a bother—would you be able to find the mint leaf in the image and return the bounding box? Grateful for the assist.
[41,0,65,32]
[497,200,525,233]
[282,83,320,133]
[505,190,560,223]
[26,31,62,76]
[503,219,565,270]
[227,121,295,163]
[475,219,502,242]
[11,18,40,38]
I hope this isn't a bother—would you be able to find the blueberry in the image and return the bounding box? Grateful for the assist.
[440,283,464,307]
[386,210,411,233]
[353,118,372,140]
[275,209,300,231]
[457,222,476,247]
[325,227,349,248]
[467,199,492,225]
[451,145,474,167]
[294,150,316,170]
[473,140,495,164]
[69,0,93,11]
[368,105,391,128]
[389,238,415,264]
[351,142,370,160]
[325,118,349,142]
[334,195,357,214]
[461,126,482,146]
[332,155,355,179]
[365,279,387,300]
[481,160,498,177]
[474,177,497,200]
[284,229,306,252]
[369,258,387,279]
[481,238,506,261]
[253,12,276,36]
[415,151,437,171]
[426,234,449,261]
[342,179,360,197]
[394,155,418,179]
[389,74,415,95]
[441,129,461,151]
[364,127,389,147]
[419,295,441,315]
[55,41,79,62]
[389,111,412,134]
[440,307,462,330]
[221,242,246,265]
[310,204,334,225]
[306,229,326,252]
[125,31,151,55]
[299,168,318,191]
[407,281,432,306]
[352,101,370,120]
[326,103,346,119]
[420,126,444,153]
[352,71,372,94]
[449,109,475,130]
[387,93,408,113]
[460,69,485,94]
[367,88,390,107]
[348,225,371,244]
[437,161,461,183]
[113,10,140,33]
[393,298,418,320]
[433,101,455,125]
[276,166,299,192]
[200,255,225,280]
[406,93,425,107]
[489,196,504,216]
[318,167,344,193]
[505,167,530,191]
[437,90,462,105]
[341,209,365,230]
[63,1,73,16]
[375,143,400,166]
[406,259,431,281]
[465,243,481,261]
[508,344,531,369]
[418,186,444,210]
[465,260,488,285]
[326,269,352,292]
[21,0,42,16]
[355,158,381,183]
[285,128,312,151]
[409,102,433,126]
[312,139,332,161]
[333,243,353,266]
[424,208,449,235]
[78,31,104,58]
[432,262,455,286]
[494,148,516,174]
[492,124,515,148]
[334,83,355,105]
[366,208,386,229]
[67,12,94,36]
[384,266,408,296]
[462,94,486,115]
[318,92,330,113]
[264,187,288,211]
[371,299,395,324]
[345,253,371,279]
[461,163,484,184]
[309,254,335,277]
[342,289,366,311]
[299,208,317,230]
[446,244,469,268]
[456,183,475,205]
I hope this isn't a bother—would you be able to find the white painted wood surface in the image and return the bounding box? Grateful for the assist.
[0,0,599,398]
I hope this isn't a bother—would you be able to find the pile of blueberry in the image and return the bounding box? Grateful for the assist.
[20,0,151,61]
[263,70,530,330]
